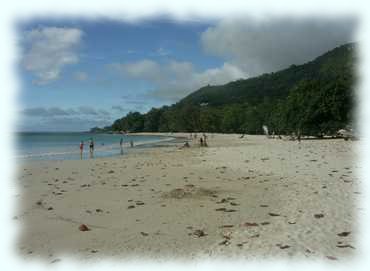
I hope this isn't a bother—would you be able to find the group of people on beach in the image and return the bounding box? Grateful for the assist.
[199,133,208,147]
[182,133,208,148]
[79,139,95,160]
[79,137,135,160]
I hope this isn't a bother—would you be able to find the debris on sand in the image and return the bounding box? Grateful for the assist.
[162,186,218,199]
[276,244,290,249]
[221,231,233,240]
[268,212,280,217]
[215,208,237,212]
[336,244,355,249]
[50,258,61,264]
[219,225,234,228]
[78,224,90,231]
[216,198,228,204]
[193,229,207,237]
[326,256,338,260]
[140,232,149,236]
[165,188,188,199]
[314,213,324,219]
[337,231,351,237]
[219,239,230,246]
[225,209,237,212]
[242,222,259,227]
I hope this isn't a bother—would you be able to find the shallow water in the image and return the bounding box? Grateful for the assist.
[16,132,172,160]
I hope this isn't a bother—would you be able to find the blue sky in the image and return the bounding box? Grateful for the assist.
[18,17,355,131]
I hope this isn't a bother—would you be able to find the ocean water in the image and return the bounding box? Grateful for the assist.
[16,132,172,161]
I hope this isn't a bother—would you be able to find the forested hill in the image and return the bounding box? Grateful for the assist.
[180,43,355,107]
[98,43,356,135]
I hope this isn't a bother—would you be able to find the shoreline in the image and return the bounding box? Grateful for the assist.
[16,134,180,162]
[15,134,358,261]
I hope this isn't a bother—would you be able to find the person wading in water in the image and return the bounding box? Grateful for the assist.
[120,138,124,155]
[79,141,84,160]
[89,138,94,158]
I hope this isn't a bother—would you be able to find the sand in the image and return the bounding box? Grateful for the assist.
[14,134,360,262]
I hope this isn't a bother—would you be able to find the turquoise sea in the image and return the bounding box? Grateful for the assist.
[16,132,172,161]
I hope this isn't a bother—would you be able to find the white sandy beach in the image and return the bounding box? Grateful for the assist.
[15,134,359,262]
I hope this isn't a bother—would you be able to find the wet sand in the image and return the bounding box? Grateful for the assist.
[14,134,359,262]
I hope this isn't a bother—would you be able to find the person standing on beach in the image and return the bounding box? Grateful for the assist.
[79,141,84,160]
[203,133,208,147]
[120,138,124,155]
[89,138,94,158]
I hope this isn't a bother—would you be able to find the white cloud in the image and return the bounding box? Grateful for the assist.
[115,59,161,81]
[113,59,246,100]
[20,106,110,117]
[19,106,113,131]
[22,27,83,84]
[19,116,112,132]
[155,47,171,56]
[112,105,125,112]
[74,71,88,81]
[201,17,356,76]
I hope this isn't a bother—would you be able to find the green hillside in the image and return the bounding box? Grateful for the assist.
[101,43,356,136]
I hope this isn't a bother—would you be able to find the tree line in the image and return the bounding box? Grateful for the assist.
[93,43,355,136]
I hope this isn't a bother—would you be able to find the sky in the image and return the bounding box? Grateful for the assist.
[17,17,356,131]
